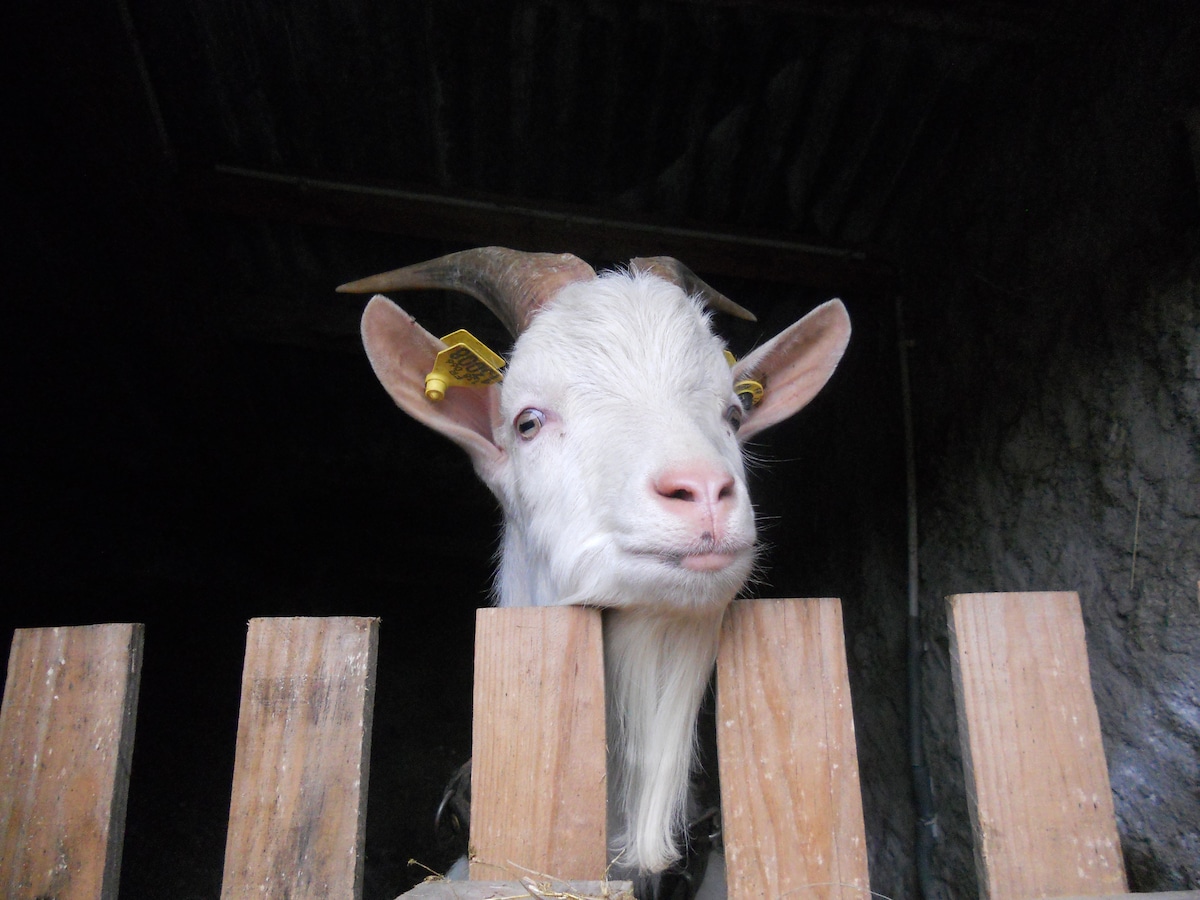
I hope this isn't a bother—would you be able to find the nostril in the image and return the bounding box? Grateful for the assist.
[654,465,736,507]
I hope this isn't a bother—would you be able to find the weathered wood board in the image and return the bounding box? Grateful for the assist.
[948,591,1126,900]
[0,623,144,900]
[470,607,607,880]
[717,599,870,900]
[220,616,378,900]
[396,879,634,900]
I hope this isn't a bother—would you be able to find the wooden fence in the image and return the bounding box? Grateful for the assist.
[2,592,1197,900]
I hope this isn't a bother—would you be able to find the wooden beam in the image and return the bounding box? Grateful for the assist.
[0,623,144,900]
[717,599,870,900]
[221,616,378,900]
[657,0,1058,43]
[178,165,893,293]
[948,592,1126,900]
[470,607,607,880]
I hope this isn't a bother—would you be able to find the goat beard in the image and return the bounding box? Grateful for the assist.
[602,604,728,875]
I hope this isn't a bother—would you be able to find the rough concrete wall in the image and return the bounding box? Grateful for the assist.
[917,250,1200,894]
[897,8,1200,895]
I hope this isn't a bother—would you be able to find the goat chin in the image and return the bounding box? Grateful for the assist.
[603,603,728,875]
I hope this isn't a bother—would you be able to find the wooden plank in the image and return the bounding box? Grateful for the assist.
[469,607,607,880]
[716,599,869,900]
[396,880,634,900]
[220,616,379,900]
[948,592,1127,900]
[0,623,144,900]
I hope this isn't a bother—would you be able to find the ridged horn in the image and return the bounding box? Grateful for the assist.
[629,256,757,322]
[337,247,597,337]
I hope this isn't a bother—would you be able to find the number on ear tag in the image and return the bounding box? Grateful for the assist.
[425,330,506,401]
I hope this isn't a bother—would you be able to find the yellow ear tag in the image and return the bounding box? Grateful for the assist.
[425,329,506,402]
[724,349,764,409]
[735,378,765,409]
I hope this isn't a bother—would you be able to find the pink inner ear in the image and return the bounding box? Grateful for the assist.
[436,384,503,460]
[361,295,504,467]
[733,299,851,440]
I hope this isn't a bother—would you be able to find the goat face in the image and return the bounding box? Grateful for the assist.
[348,247,850,875]
[492,270,756,611]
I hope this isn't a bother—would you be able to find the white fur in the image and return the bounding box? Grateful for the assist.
[481,273,753,871]
[489,274,756,612]
[487,274,748,873]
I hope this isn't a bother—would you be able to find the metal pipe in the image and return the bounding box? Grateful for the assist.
[897,295,939,900]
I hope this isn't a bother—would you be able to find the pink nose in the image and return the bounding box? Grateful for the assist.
[653,462,737,538]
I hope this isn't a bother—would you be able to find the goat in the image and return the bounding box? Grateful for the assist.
[340,247,850,883]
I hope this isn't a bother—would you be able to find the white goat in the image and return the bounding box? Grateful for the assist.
[342,247,850,880]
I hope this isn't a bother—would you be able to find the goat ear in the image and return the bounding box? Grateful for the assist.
[733,299,851,441]
[361,295,505,473]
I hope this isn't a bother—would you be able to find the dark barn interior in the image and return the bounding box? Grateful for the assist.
[5,1,1199,898]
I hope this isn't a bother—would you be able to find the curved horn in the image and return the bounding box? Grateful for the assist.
[337,247,596,337]
[629,257,757,322]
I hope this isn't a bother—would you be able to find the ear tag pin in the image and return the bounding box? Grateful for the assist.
[425,329,505,402]
[735,378,765,410]
[724,349,764,410]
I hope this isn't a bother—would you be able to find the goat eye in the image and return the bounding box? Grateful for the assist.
[725,404,744,432]
[514,408,546,440]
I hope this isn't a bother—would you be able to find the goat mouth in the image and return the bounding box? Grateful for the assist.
[632,543,752,574]
[677,551,743,572]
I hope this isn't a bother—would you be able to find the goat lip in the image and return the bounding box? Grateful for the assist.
[630,545,750,573]
[678,551,742,572]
